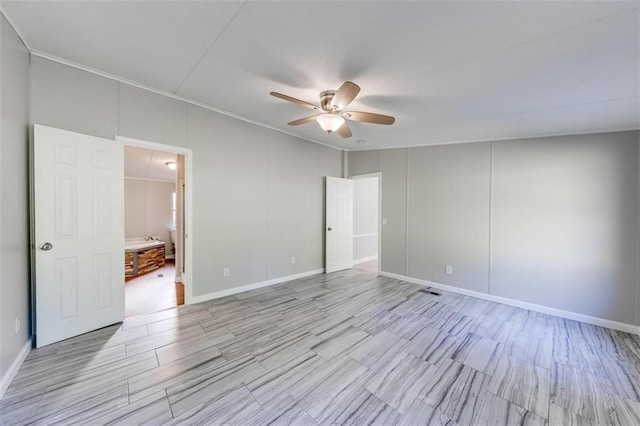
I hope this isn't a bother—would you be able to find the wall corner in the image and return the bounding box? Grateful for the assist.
[342,149,349,178]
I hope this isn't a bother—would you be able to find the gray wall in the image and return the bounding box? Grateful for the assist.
[491,134,639,324]
[0,14,30,384]
[350,149,380,177]
[350,131,640,326]
[352,149,408,274]
[30,56,342,299]
[408,143,491,293]
[124,178,175,255]
[379,149,408,275]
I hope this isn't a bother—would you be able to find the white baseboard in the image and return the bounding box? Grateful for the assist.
[0,338,32,398]
[165,255,175,260]
[187,269,324,305]
[354,255,378,265]
[380,271,640,336]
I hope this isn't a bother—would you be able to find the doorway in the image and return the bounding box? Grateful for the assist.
[32,125,194,347]
[119,136,191,318]
[351,173,380,274]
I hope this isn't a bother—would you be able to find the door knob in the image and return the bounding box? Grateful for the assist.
[39,242,53,251]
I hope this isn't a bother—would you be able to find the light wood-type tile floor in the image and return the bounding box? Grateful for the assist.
[2,269,640,425]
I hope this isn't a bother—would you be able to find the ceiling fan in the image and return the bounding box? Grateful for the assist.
[270,81,395,138]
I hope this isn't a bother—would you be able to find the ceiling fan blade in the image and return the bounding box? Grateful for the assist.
[347,111,395,125]
[338,122,352,138]
[271,92,320,111]
[331,81,360,109]
[288,115,318,126]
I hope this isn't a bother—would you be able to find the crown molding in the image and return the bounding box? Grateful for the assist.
[0,7,32,52]
[30,50,343,152]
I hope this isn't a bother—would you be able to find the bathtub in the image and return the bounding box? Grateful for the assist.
[125,239,166,279]
[125,238,165,252]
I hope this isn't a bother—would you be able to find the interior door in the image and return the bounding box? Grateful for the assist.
[325,177,354,273]
[34,124,125,347]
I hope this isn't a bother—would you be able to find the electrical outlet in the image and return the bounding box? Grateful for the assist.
[15,315,21,335]
[382,218,388,225]
[223,267,230,277]
[445,265,453,275]
[291,256,296,264]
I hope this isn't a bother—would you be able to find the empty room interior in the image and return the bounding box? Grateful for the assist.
[0,1,639,425]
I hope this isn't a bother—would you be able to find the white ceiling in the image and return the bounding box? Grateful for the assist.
[2,1,638,150]
[124,146,176,182]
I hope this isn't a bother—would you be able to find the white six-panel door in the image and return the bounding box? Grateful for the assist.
[325,177,354,273]
[34,125,125,347]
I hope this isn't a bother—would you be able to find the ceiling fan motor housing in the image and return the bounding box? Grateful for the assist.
[319,90,337,112]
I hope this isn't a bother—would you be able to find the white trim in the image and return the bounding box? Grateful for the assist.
[189,269,324,305]
[7,15,637,155]
[124,176,175,183]
[0,339,32,398]
[10,35,637,155]
[380,271,640,336]
[30,51,342,153]
[344,127,640,152]
[116,136,194,307]
[354,233,378,238]
[117,135,191,156]
[354,255,378,265]
[0,8,32,52]
[184,155,193,304]
[350,172,381,180]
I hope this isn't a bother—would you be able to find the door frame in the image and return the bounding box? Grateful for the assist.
[116,135,194,305]
[349,172,382,275]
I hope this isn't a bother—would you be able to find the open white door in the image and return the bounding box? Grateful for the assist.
[325,177,354,273]
[34,125,125,347]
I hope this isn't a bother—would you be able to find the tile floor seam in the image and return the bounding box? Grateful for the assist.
[5,269,640,425]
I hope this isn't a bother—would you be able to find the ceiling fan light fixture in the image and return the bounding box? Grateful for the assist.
[316,114,345,133]
[270,82,395,139]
